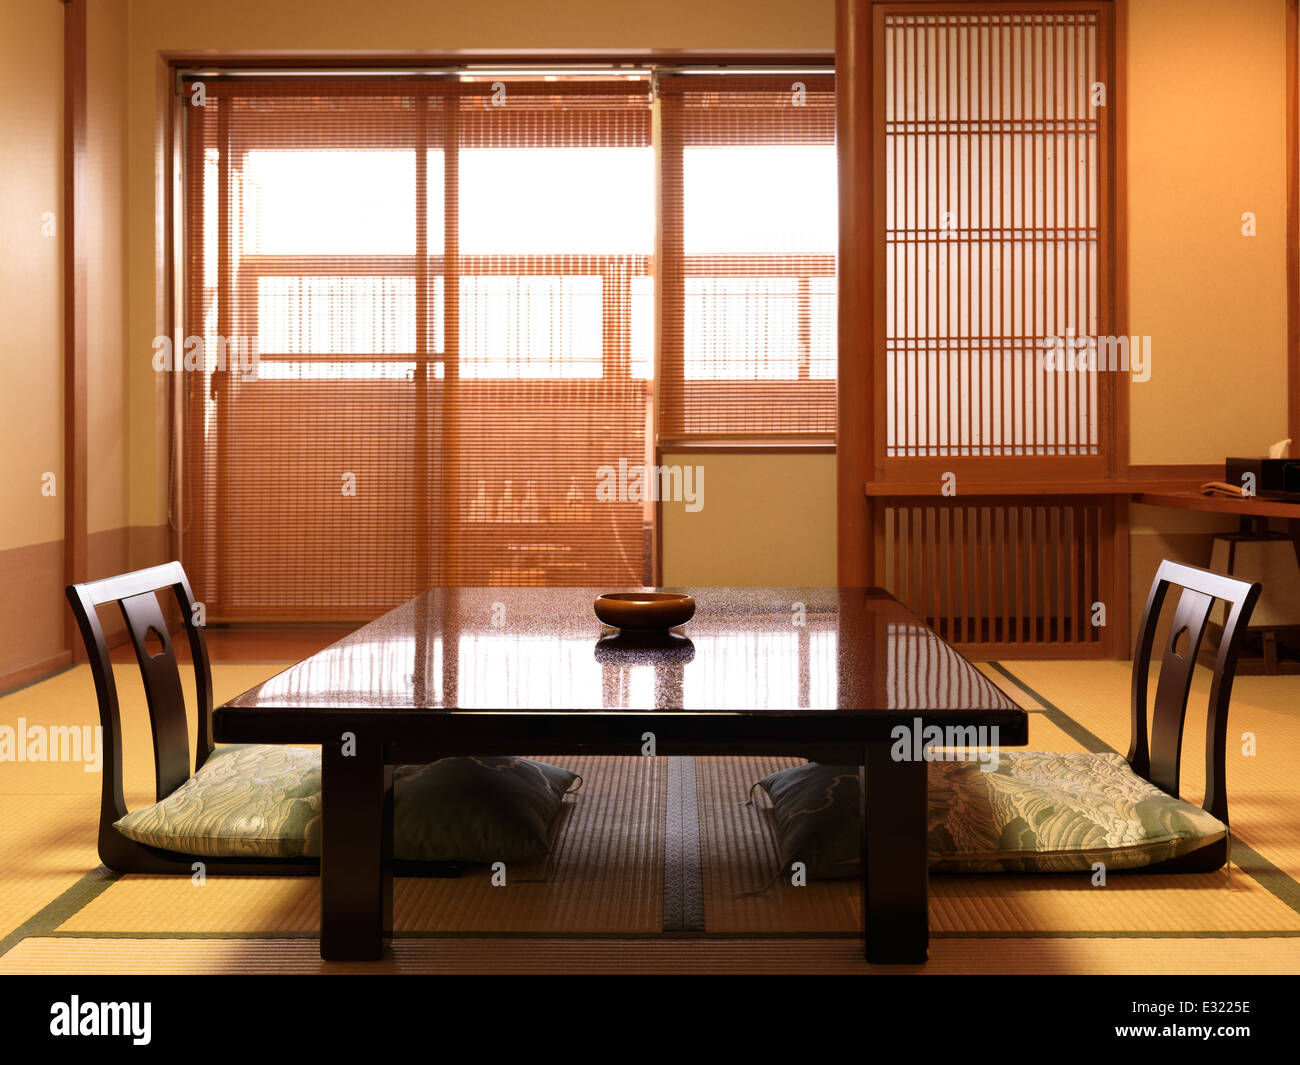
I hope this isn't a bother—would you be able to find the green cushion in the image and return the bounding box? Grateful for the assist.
[114,746,578,863]
[392,756,578,864]
[114,744,322,859]
[755,752,1227,878]
[928,750,1227,873]
[757,762,861,879]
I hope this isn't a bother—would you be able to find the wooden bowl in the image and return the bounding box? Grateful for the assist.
[594,592,695,631]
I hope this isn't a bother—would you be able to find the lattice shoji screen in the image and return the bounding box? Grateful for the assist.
[879,7,1111,471]
[869,5,1121,657]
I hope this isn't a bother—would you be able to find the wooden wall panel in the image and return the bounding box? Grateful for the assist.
[0,540,69,692]
[876,5,1111,476]
[875,493,1118,658]
[836,0,876,584]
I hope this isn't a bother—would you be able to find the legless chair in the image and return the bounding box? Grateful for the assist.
[66,561,322,874]
[926,559,1262,874]
[71,562,580,882]
[1123,558,1262,871]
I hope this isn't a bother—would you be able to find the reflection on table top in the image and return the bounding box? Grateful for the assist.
[220,587,1021,717]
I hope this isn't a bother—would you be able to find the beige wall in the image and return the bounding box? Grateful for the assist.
[0,0,135,685]
[0,0,66,682]
[1126,0,1292,620]
[1127,0,1290,465]
[0,0,64,554]
[87,0,130,539]
[661,453,836,586]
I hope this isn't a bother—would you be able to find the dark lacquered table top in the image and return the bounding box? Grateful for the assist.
[214,589,1025,748]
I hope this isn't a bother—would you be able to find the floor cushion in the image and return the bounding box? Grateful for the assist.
[927,750,1227,872]
[114,744,322,859]
[392,755,579,863]
[754,752,1227,878]
[114,746,578,863]
[756,761,862,879]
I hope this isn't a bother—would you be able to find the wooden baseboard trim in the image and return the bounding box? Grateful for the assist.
[0,652,74,697]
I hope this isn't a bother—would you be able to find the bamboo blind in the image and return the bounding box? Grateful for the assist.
[181,77,655,620]
[658,74,838,441]
[180,72,837,620]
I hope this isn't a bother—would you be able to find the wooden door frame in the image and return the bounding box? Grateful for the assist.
[1288,0,1299,448]
[63,0,88,662]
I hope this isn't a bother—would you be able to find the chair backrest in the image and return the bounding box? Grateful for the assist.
[66,563,215,824]
[1127,559,1260,825]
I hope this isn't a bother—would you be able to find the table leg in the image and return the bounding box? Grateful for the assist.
[321,740,392,961]
[861,742,928,963]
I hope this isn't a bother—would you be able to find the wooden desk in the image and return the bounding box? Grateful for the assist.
[1135,491,1300,523]
[213,586,1028,964]
[1136,492,1300,672]
[1135,489,1300,567]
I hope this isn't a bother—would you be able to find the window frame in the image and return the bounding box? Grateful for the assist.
[169,61,837,616]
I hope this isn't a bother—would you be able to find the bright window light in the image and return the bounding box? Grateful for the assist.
[684,145,837,255]
[458,147,653,255]
[243,150,433,255]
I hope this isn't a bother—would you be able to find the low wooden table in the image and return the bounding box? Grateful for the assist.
[213,587,1027,963]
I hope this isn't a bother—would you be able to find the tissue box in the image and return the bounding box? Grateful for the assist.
[1224,458,1300,499]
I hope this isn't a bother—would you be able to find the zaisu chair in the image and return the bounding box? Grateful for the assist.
[1119,558,1263,871]
[927,558,1263,874]
[67,561,326,874]
[67,562,573,877]
[752,560,1263,879]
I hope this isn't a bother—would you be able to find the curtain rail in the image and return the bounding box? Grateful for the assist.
[174,64,833,80]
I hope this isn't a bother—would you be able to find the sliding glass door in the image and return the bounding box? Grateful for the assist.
[179,71,835,621]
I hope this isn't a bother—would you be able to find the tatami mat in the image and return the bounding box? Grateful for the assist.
[60,755,664,935]
[0,796,99,939]
[0,663,292,945]
[5,935,1299,975]
[698,720,1300,936]
[698,754,859,934]
[3,658,1300,973]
